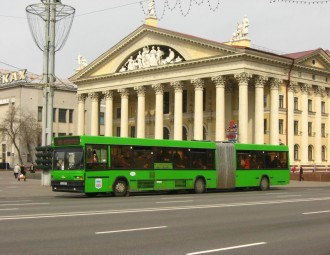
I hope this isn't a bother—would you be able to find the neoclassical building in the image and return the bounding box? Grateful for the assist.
[70,20,330,170]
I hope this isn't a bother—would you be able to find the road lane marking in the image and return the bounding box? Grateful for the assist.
[0,208,18,211]
[0,203,49,207]
[303,210,330,215]
[161,196,194,200]
[156,200,194,204]
[0,200,32,203]
[276,195,302,198]
[1,197,330,221]
[186,242,267,254]
[95,226,167,235]
[266,192,289,195]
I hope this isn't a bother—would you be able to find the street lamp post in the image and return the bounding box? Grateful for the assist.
[26,0,75,185]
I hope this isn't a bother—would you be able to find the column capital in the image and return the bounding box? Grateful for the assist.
[211,75,226,88]
[170,81,184,92]
[77,93,87,102]
[103,90,113,99]
[191,78,204,90]
[314,85,325,97]
[118,88,130,98]
[300,83,311,95]
[88,92,102,102]
[255,75,268,88]
[288,81,298,92]
[270,78,282,90]
[134,86,146,96]
[234,72,252,84]
[152,83,164,95]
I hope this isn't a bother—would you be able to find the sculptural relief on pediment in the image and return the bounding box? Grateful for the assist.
[117,45,185,73]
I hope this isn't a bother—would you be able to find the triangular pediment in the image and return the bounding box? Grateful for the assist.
[285,49,330,71]
[70,25,240,81]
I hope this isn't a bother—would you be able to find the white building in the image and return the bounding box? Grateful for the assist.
[70,18,330,171]
[0,69,77,167]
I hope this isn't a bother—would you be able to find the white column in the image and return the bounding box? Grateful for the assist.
[135,86,146,138]
[254,76,267,144]
[192,78,204,140]
[314,86,324,164]
[103,90,113,137]
[171,81,183,140]
[89,92,101,136]
[300,84,310,164]
[212,76,226,141]
[270,78,281,145]
[287,82,297,163]
[77,93,87,135]
[118,88,129,137]
[235,72,251,144]
[152,84,164,139]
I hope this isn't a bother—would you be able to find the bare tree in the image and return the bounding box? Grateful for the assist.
[0,104,41,164]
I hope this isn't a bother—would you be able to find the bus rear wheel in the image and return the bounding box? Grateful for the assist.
[260,177,269,191]
[113,179,128,197]
[194,178,205,194]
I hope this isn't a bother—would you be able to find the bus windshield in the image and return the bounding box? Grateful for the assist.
[53,147,84,170]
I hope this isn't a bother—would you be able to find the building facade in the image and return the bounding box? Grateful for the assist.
[0,69,77,167]
[70,24,330,170]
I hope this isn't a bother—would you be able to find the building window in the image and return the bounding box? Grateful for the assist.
[264,119,267,134]
[183,126,188,140]
[164,91,169,114]
[116,108,121,119]
[53,108,57,122]
[58,133,66,137]
[308,145,313,161]
[69,110,73,123]
[163,127,170,139]
[308,99,313,112]
[264,95,267,108]
[38,107,42,121]
[183,90,187,113]
[279,95,284,109]
[130,126,135,138]
[279,119,284,134]
[322,123,326,137]
[321,101,326,114]
[100,112,104,125]
[308,122,312,136]
[59,109,67,123]
[116,127,120,137]
[294,97,298,110]
[294,144,299,161]
[294,121,299,135]
[322,146,326,161]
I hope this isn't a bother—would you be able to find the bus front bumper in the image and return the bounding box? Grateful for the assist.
[51,180,84,192]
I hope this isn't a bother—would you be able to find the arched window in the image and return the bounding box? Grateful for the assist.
[203,126,207,140]
[322,146,326,161]
[308,145,313,161]
[294,144,299,161]
[182,126,188,141]
[163,127,170,140]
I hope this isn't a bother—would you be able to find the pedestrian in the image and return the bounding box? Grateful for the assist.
[299,166,304,181]
[13,164,20,179]
[291,165,296,174]
[30,162,35,173]
[18,164,26,181]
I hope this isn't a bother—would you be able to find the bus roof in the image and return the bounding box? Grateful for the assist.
[53,136,289,151]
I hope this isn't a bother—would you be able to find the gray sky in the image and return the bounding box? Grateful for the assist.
[1,0,329,79]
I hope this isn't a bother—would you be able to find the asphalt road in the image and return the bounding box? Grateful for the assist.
[1,171,330,255]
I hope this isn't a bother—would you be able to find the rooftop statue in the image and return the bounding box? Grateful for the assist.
[230,16,249,42]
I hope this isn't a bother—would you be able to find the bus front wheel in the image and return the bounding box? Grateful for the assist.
[113,179,128,197]
[260,177,270,191]
[194,178,206,194]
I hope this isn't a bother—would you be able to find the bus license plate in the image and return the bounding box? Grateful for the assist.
[60,182,67,186]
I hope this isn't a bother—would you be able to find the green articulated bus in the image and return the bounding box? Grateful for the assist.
[51,136,290,197]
